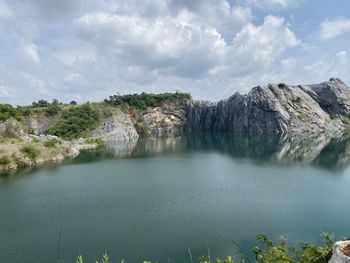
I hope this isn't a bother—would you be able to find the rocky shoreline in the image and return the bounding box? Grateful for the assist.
[1,78,350,174]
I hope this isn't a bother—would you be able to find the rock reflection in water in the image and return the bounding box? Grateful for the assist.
[105,140,138,158]
[129,133,350,170]
[78,133,350,170]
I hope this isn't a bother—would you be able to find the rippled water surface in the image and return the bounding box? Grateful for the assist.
[0,134,350,262]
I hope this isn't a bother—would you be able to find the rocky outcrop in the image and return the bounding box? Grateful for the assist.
[23,116,57,135]
[186,78,350,136]
[92,112,139,142]
[141,98,189,137]
[329,241,350,263]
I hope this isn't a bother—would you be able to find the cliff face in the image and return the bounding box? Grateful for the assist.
[141,98,189,137]
[1,78,350,144]
[92,112,139,143]
[23,117,57,135]
[186,78,350,136]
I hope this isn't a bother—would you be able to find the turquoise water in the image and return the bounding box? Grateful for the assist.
[0,134,349,262]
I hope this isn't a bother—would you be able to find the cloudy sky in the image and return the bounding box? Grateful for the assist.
[0,0,350,105]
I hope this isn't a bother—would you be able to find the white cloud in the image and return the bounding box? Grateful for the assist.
[225,16,300,75]
[186,1,253,38]
[4,0,348,105]
[76,9,227,78]
[23,43,40,64]
[320,17,350,41]
[281,57,297,69]
[244,0,298,9]
[64,73,84,83]
[336,50,348,63]
[0,85,12,98]
[303,50,348,78]
[23,73,47,94]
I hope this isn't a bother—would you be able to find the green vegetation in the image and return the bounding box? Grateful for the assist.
[75,233,337,263]
[21,145,39,159]
[85,137,105,146]
[104,92,191,109]
[43,139,59,148]
[16,99,63,117]
[0,156,10,165]
[0,104,22,121]
[46,104,101,139]
[252,232,334,263]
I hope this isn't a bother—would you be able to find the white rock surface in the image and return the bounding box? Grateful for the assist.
[92,113,139,142]
[329,241,350,263]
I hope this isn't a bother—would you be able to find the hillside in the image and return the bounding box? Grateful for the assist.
[1,79,350,173]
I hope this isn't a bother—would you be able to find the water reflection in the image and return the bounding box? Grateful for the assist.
[95,133,350,170]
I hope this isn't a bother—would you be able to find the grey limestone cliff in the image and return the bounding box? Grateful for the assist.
[186,78,350,136]
[92,112,139,142]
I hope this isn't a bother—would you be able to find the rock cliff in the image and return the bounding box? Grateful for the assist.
[2,78,350,174]
[23,116,57,135]
[186,78,350,136]
[92,112,139,143]
[141,97,189,137]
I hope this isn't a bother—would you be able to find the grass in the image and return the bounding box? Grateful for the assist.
[0,156,10,165]
[21,145,39,159]
[43,139,59,148]
[85,137,105,146]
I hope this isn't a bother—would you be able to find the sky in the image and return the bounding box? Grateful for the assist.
[0,0,350,105]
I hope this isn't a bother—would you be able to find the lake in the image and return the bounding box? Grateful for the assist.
[0,134,350,262]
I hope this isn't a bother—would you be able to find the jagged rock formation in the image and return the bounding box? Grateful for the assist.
[92,113,139,142]
[186,78,350,136]
[2,79,350,174]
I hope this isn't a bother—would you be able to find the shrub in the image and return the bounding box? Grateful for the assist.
[4,121,20,138]
[134,122,148,137]
[0,156,10,165]
[21,145,39,159]
[32,100,50,108]
[105,92,191,109]
[46,104,101,139]
[252,232,335,263]
[45,104,61,116]
[0,104,22,121]
[43,139,58,148]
